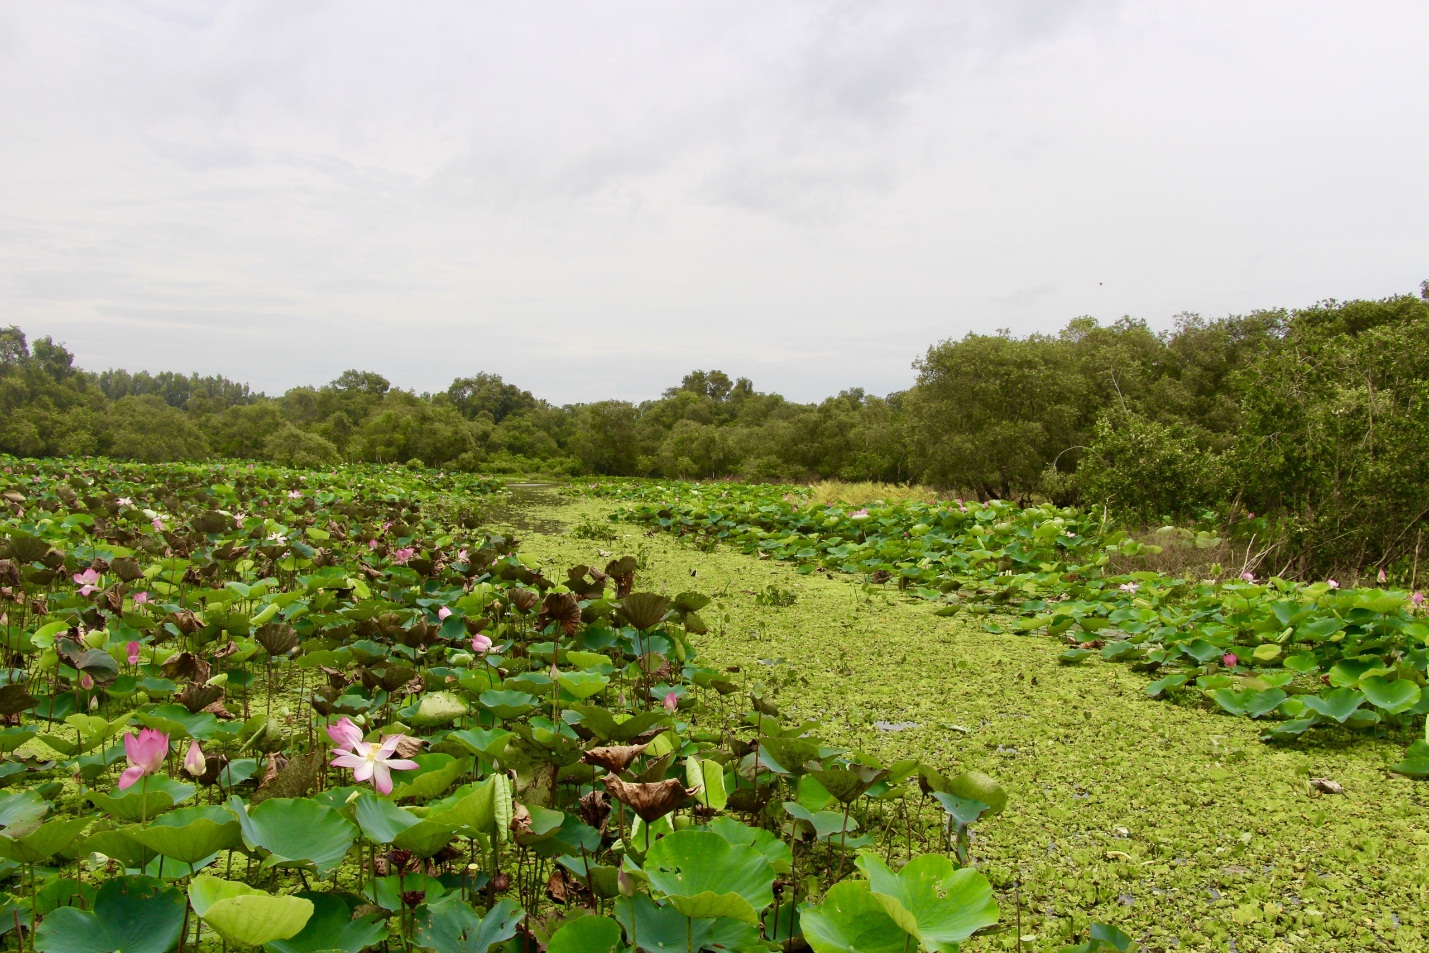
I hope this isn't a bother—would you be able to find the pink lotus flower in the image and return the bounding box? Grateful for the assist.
[369,539,379,549]
[470,634,493,654]
[1377,568,1387,584]
[73,568,101,596]
[151,517,165,531]
[1240,572,1256,582]
[437,606,452,620]
[850,508,869,520]
[133,592,149,606]
[79,673,94,691]
[330,735,419,795]
[183,740,206,777]
[234,512,247,526]
[326,716,364,750]
[391,547,416,565]
[288,490,302,500]
[126,641,141,665]
[119,729,170,790]
[1118,582,1139,593]
[1413,592,1425,607]
[117,497,133,507]
[663,691,678,713]
[1327,579,1339,590]
[1223,653,1238,668]
[457,549,469,562]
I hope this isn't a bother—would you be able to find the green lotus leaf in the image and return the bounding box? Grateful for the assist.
[446,728,513,761]
[424,778,498,835]
[390,755,471,801]
[685,757,729,811]
[809,765,889,804]
[800,880,915,953]
[1299,687,1365,723]
[1390,740,1429,778]
[413,896,524,953]
[545,915,622,953]
[0,817,89,865]
[404,691,469,728]
[36,876,185,953]
[1211,688,1287,719]
[643,829,776,925]
[613,895,763,953]
[87,777,196,822]
[353,794,456,857]
[226,795,355,877]
[943,771,1007,816]
[265,891,388,953]
[364,874,448,912]
[931,792,990,827]
[0,789,48,839]
[856,853,999,949]
[703,816,792,873]
[188,877,313,948]
[133,703,219,740]
[477,690,539,720]
[555,671,609,700]
[122,805,240,864]
[1360,676,1421,714]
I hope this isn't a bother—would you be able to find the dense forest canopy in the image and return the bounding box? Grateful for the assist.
[3,283,1427,575]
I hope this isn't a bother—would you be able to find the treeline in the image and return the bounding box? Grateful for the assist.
[2,283,1427,574]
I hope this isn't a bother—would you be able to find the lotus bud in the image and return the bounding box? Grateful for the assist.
[79,672,94,691]
[1222,653,1238,668]
[1378,568,1387,584]
[183,740,206,777]
[618,868,635,898]
[438,606,452,620]
[126,641,141,666]
[663,690,678,713]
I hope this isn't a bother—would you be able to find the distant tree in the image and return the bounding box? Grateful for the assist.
[446,373,537,423]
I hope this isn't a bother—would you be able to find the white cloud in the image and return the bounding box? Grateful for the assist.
[1,1,1426,403]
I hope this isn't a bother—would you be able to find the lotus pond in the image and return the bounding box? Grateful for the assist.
[0,461,1062,953]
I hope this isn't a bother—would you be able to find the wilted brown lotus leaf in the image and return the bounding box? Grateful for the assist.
[178,682,223,714]
[389,734,426,759]
[171,609,202,635]
[509,588,539,613]
[162,652,211,684]
[577,789,610,832]
[255,623,298,657]
[509,802,533,837]
[581,742,648,774]
[213,640,242,660]
[601,774,696,823]
[538,592,581,637]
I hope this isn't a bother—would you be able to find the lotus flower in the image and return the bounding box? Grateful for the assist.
[457,549,469,562]
[234,512,247,526]
[133,591,150,606]
[79,673,94,691]
[1413,592,1424,607]
[1377,568,1387,584]
[850,508,869,521]
[1327,579,1339,590]
[183,741,206,777]
[326,716,364,750]
[437,606,452,620]
[392,547,416,565]
[73,568,101,596]
[1223,653,1238,668]
[1118,582,1139,593]
[288,490,302,500]
[119,729,170,790]
[470,634,493,654]
[117,497,133,507]
[1240,572,1256,582]
[663,691,678,713]
[330,735,419,795]
[151,516,165,531]
[126,641,141,665]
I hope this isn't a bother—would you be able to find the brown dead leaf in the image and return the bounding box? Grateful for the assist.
[602,775,696,823]
[582,743,648,774]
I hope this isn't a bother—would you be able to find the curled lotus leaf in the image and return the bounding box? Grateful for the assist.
[601,774,696,824]
[581,742,649,774]
[617,593,671,631]
[538,592,582,636]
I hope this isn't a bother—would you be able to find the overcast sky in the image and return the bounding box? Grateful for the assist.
[2,2,1426,404]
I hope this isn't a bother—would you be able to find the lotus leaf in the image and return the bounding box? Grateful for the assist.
[36,876,185,953]
[856,853,999,950]
[413,896,524,953]
[643,829,776,925]
[800,880,915,953]
[226,796,355,877]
